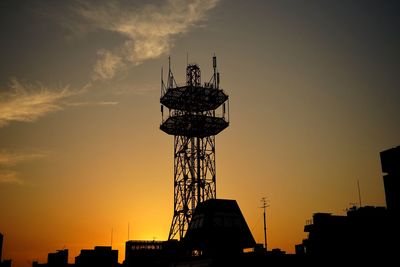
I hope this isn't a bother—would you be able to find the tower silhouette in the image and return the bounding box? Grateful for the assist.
[160,56,229,240]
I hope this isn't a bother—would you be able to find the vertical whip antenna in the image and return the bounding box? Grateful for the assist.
[161,67,164,96]
[260,197,269,251]
[168,56,171,89]
[213,54,217,89]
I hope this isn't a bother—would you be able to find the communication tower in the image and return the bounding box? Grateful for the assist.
[160,56,229,240]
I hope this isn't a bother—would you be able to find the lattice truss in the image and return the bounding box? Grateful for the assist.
[169,135,217,239]
[160,56,229,240]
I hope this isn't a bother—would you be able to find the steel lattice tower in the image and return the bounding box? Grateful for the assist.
[160,56,229,240]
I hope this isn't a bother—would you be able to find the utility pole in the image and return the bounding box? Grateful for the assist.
[260,197,269,252]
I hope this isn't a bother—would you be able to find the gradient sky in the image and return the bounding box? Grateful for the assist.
[1,1,399,266]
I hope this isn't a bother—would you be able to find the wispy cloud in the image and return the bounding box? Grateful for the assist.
[64,101,119,107]
[0,0,219,128]
[0,171,22,185]
[99,101,119,105]
[0,151,47,166]
[73,0,219,80]
[93,49,124,81]
[0,150,47,185]
[0,78,87,127]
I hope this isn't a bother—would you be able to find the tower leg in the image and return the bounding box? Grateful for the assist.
[168,135,217,240]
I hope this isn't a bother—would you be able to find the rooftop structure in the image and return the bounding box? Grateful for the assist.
[184,199,256,256]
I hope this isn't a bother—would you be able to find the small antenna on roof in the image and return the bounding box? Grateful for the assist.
[213,54,217,89]
[161,66,164,96]
[168,56,172,89]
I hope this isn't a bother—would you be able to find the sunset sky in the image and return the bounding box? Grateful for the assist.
[1,1,399,266]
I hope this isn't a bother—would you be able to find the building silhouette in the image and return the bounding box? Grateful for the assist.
[75,246,118,267]
[48,249,68,267]
[381,146,400,216]
[0,233,12,267]
[124,240,181,267]
[296,146,400,263]
[124,240,163,267]
[184,199,255,257]
[299,206,394,260]
[33,247,119,267]
[32,249,68,267]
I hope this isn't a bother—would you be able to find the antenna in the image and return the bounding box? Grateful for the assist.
[167,56,177,89]
[357,179,362,208]
[260,197,269,252]
[213,54,217,89]
[161,104,164,122]
[128,223,130,240]
[168,56,172,89]
[161,66,164,96]
[213,53,217,68]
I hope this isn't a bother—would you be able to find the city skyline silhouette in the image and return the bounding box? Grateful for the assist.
[1,1,400,266]
[4,145,399,266]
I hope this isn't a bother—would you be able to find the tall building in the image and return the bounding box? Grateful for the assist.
[380,146,400,215]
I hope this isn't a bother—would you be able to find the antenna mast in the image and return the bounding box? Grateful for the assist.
[260,197,269,251]
[160,56,229,240]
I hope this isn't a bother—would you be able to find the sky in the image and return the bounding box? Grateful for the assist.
[0,0,399,266]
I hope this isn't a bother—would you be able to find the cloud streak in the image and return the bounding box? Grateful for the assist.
[0,151,47,166]
[0,171,22,185]
[64,101,119,107]
[0,78,86,127]
[73,0,219,80]
[0,150,47,185]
